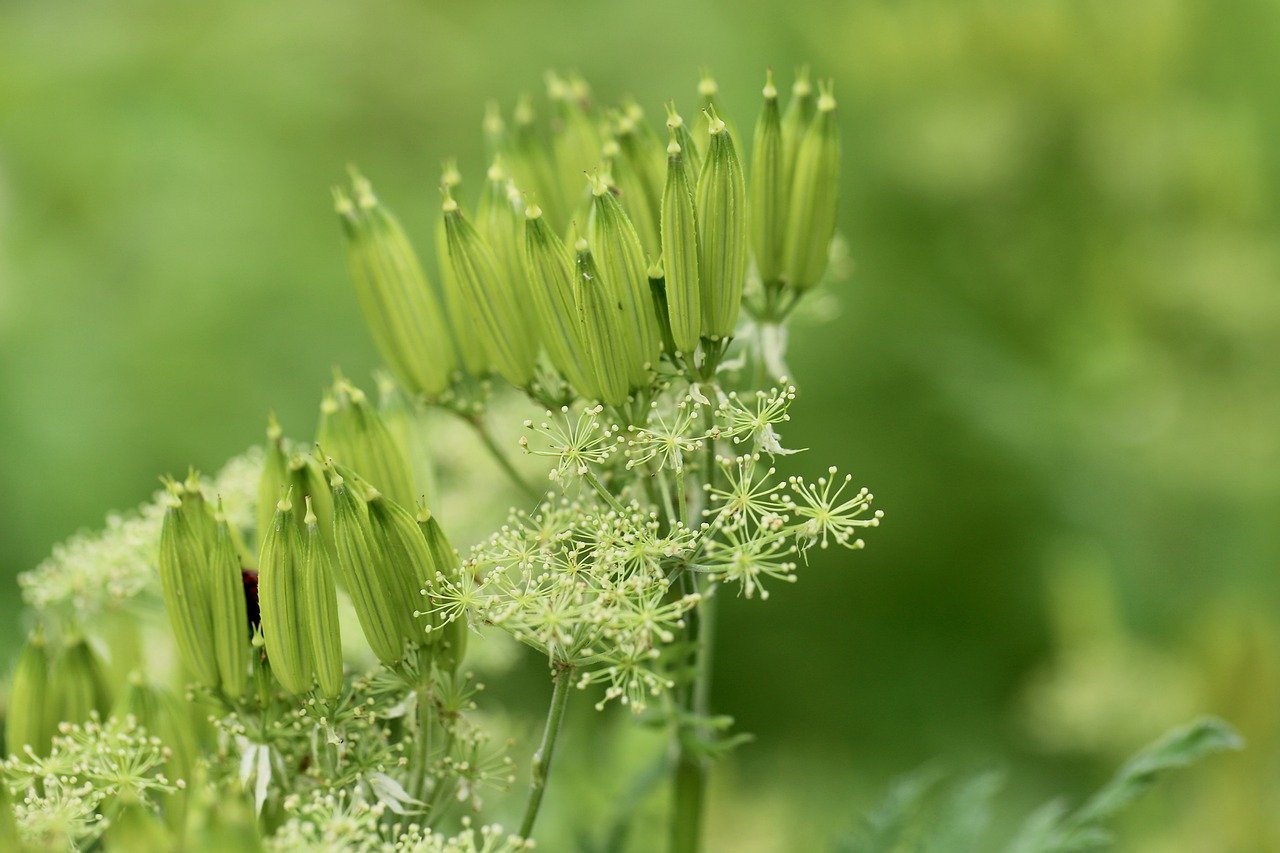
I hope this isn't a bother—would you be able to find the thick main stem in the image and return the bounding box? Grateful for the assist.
[519,663,574,840]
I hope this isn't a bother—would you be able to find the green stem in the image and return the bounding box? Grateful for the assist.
[411,685,433,803]
[466,416,541,503]
[519,663,575,840]
[584,470,627,514]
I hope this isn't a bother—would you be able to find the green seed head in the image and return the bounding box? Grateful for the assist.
[612,103,665,257]
[547,71,604,230]
[327,463,412,665]
[437,162,490,377]
[660,130,703,355]
[301,497,343,699]
[317,376,416,508]
[750,69,787,286]
[6,629,53,757]
[588,176,661,385]
[782,80,840,291]
[367,493,434,638]
[336,171,456,398]
[781,66,816,183]
[442,192,540,389]
[506,94,566,231]
[523,205,600,399]
[158,482,220,689]
[257,494,313,694]
[208,507,250,700]
[696,108,748,340]
[257,413,288,545]
[573,238,633,406]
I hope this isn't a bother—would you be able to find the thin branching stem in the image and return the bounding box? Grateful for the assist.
[519,663,575,840]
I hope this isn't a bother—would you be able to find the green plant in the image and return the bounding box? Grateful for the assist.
[0,66,1234,853]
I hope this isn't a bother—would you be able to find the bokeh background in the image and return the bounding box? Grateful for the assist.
[2,0,1278,849]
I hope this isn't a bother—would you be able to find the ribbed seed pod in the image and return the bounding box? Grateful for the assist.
[257,414,288,545]
[116,675,195,834]
[257,496,313,694]
[443,193,539,388]
[661,134,702,355]
[367,494,434,637]
[696,110,748,340]
[614,104,665,256]
[335,174,455,398]
[573,239,632,406]
[523,206,598,398]
[50,638,112,725]
[376,371,437,505]
[588,177,661,383]
[476,159,530,316]
[6,629,52,756]
[208,511,250,699]
[648,260,678,357]
[507,95,564,229]
[780,67,816,185]
[328,466,412,665]
[287,453,334,544]
[301,498,343,699]
[416,505,467,672]
[437,162,490,377]
[547,72,603,227]
[317,377,416,508]
[665,103,702,178]
[693,71,739,153]
[158,485,219,689]
[782,80,840,291]
[750,70,786,286]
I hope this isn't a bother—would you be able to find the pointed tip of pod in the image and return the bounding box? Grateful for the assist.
[303,495,317,527]
[526,203,544,220]
[486,156,507,183]
[347,167,375,209]
[793,65,813,95]
[589,172,610,197]
[266,411,283,442]
[574,236,590,254]
[698,69,719,97]
[763,68,778,100]
[414,501,433,523]
[817,79,837,111]
[705,106,728,136]
[332,186,356,216]
[440,159,462,190]
[665,102,685,129]
[276,491,293,513]
[482,100,504,133]
[545,69,570,100]
[647,258,664,279]
[667,137,682,157]
[514,93,535,125]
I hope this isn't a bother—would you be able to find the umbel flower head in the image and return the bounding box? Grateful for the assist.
[335,68,842,407]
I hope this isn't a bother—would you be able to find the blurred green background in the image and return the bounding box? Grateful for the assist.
[2,0,1278,848]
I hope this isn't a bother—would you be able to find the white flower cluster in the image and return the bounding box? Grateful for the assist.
[19,448,263,620]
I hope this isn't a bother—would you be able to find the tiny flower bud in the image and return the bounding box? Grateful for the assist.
[782,80,840,291]
[697,109,748,340]
[660,130,703,354]
[588,176,661,384]
[208,509,251,700]
[574,240,634,406]
[443,192,540,389]
[335,172,456,397]
[158,483,220,689]
[301,498,343,699]
[6,629,52,756]
[49,638,112,725]
[523,207,599,399]
[257,494,314,694]
[317,376,416,508]
[437,162,491,376]
[750,69,787,286]
[328,465,412,665]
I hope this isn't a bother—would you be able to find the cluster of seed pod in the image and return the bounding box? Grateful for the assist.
[334,69,840,407]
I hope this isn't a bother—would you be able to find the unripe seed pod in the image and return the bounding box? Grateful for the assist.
[288,452,334,545]
[780,67,816,185]
[782,80,840,291]
[257,414,288,546]
[437,162,489,377]
[750,70,786,286]
[158,485,220,689]
[443,192,540,389]
[257,495,313,694]
[366,492,434,639]
[574,239,633,406]
[523,205,598,399]
[482,101,507,160]
[693,70,739,153]
[507,95,565,231]
[50,638,112,725]
[647,261,678,357]
[477,159,530,304]
[209,510,251,700]
[328,465,411,665]
[376,371,438,506]
[547,72,603,228]
[665,104,702,178]
[660,134,702,355]
[614,104,665,257]
[588,176,661,384]
[301,498,343,699]
[6,629,52,756]
[697,110,748,340]
[335,173,456,398]
[317,377,415,508]
[416,505,467,673]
